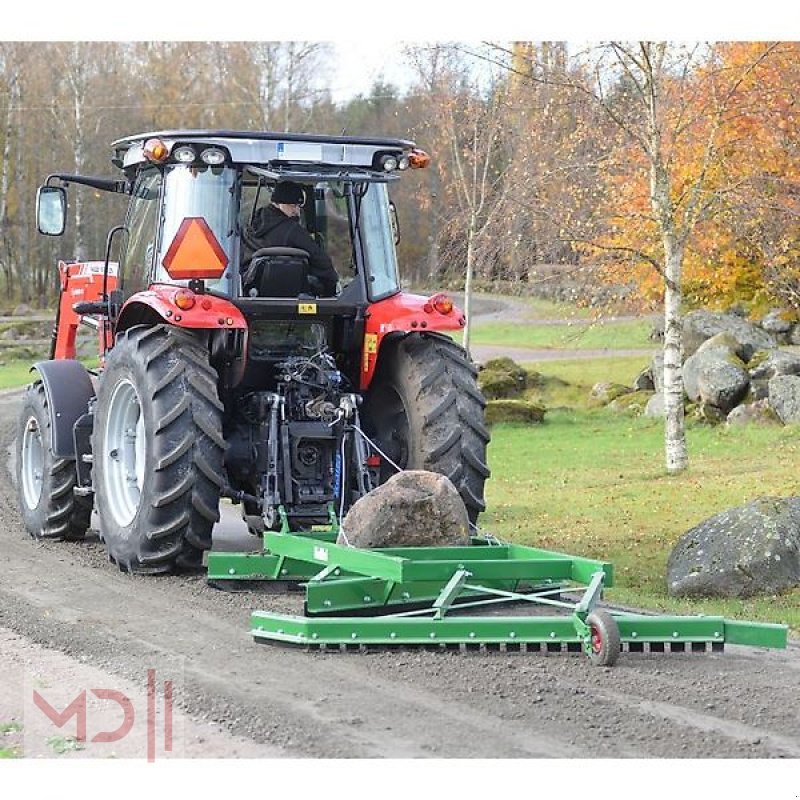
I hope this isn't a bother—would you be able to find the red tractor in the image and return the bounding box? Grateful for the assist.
[16,130,490,573]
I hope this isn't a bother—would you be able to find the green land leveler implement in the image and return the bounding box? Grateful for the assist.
[207,508,788,666]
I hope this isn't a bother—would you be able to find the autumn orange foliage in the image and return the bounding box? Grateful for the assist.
[596,42,800,312]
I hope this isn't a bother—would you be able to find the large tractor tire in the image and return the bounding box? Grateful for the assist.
[16,382,92,541]
[92,325,225,573]
[362,332,490,524]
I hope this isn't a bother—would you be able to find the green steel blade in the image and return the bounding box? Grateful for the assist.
[250,610,788,650]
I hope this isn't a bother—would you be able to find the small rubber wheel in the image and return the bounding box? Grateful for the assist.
[586,609,621,667]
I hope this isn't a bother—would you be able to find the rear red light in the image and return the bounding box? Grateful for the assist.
[428,293,454,315]
[366,455,381,467]
[173,288,196,310]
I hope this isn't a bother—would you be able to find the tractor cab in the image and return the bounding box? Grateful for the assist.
[108,130,421,304]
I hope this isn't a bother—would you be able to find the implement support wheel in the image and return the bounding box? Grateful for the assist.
[586,609,621,667]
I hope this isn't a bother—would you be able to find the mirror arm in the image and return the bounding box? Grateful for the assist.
[45,173,130,194]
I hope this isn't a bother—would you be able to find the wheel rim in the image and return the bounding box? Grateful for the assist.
[103,379,146,527]
[591,626,603,654]
[20,415,44,510]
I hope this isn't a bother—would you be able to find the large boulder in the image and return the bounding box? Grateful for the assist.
[478,357,529,400]
[667,497,800,598]
[338,470,471,549]
[682,337,750,413]
[768,375,800,424]
[682,309,776,360]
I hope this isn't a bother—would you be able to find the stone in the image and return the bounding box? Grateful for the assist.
[682,342,749,413]
[726,399,781,427]
[759,309,794,335]
[338,470,471,549]
[588,382,632,407]
[667,497,800,598]
[686,402,727,425]
[485,399,546,426]
[748,349,800,381]
[607,390,653,415]
[633,367,655,392]
[644,392,664,418]
[768,375,800,424]
[789,325,800,346]
[682,309,776,360]
[650,351,664,394]
[478,357,529,400]
[11,303,31,317]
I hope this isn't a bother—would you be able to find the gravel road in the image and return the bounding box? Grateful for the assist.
[0,383,798,763]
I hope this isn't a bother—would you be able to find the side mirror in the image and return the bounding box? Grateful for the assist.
[389,201,400,245]
[36,186,67,236]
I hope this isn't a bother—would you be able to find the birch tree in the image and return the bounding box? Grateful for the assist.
[486,40,780,473]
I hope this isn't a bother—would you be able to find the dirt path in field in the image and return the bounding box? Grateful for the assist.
[0,380,798,761]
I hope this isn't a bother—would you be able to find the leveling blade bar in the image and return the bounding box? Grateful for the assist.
[250,610,788,650]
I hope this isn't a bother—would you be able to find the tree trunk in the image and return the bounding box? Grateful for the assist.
[462,214,476,355]
[662,238,688,473]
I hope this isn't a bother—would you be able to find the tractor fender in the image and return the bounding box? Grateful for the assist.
[30,359,95,459]
[360,292,466,390]
[115,286,248,335]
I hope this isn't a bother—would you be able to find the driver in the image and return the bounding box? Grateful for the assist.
[241,181,339,297]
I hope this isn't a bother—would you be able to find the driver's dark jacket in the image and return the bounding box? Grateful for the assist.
[241,205,339,296]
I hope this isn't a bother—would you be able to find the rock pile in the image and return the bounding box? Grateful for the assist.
[477,357,547,425]
[593,308,800,426]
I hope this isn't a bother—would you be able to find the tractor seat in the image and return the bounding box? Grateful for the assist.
[245,247,310,298]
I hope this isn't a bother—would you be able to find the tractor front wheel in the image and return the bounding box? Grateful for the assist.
[362,332,490,524]
[16,382,91,541]
[92,325,224,573]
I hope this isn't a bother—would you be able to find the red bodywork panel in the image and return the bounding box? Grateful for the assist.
[359,292,466,390]
[54,261,119,359]
[118,285,248,332]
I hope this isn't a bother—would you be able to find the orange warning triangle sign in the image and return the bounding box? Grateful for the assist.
[162,217,229,279]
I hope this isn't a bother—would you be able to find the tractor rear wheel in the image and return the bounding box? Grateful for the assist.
[92,325,224,573]
[362,332,490,524]
[16,382,91,541]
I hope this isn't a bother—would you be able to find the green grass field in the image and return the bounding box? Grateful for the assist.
[469,318,653,350]
[479,343,800,632]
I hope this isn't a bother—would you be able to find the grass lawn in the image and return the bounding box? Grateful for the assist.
[0,361,38,390]
[482,379,800,633]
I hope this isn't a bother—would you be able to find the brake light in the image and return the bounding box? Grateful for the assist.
[424,293,454,315]
[173,288,196,310]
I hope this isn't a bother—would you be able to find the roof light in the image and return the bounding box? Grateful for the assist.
[143,138,169,163]
[398,155,410,170]
[409,148,431,169]
[201,147,226,165]
[173,288,196,310]
[379,154,399,172]
[173,145,196,163]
